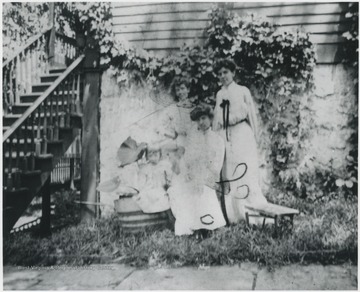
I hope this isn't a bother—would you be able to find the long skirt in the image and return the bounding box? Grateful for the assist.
[168,180,226,236]
[218,122,268,224]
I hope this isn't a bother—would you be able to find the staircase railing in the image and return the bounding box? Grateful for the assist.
[3,54,85,191]
[3,27,80,115]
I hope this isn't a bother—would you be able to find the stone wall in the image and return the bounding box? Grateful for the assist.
[305,64,356,171]
[99,71,177,214]
[99,64,357,215]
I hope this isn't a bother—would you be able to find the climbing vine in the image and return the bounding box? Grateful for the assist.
[51,3,356,200]
[337,2,359,198]
[2,3,49,61]
[55,3,319,196]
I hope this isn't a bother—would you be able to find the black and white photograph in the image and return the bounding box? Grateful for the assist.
[2,1,358,290]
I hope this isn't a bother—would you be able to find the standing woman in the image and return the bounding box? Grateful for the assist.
[158,77,195,174]
[212,59,267,224]
[160,77,195,148]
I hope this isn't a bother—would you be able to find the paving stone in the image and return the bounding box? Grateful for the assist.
[255,264,357,290]
[3,267,43,290]
[3,264,357,290]
[4,264,135,290]
[116,265,255,290]
[349,265,358,287]
[34,264,135,290]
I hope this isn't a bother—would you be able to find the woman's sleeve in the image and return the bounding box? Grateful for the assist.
[157,106,177,139]
[212,91,223,131]
[244,87,258,141]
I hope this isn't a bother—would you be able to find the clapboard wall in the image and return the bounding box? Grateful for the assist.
[111,2,351,64]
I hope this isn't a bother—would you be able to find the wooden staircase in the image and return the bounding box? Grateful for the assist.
[3,28,85,235]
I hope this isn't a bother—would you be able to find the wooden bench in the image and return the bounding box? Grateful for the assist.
[245,203,299,234]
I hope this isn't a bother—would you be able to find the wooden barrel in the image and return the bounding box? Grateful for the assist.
[114,194,169,233]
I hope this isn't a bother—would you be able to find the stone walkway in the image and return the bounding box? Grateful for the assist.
[3,263,357,290]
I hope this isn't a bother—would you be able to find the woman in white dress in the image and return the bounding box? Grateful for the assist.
[133,146,172,214]
[212,59,268,224]
[168,104,226,237]
[160,77,195,148]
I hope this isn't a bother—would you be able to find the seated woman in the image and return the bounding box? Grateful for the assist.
[167,104,226,237]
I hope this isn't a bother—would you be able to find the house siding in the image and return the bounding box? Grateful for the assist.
[111,2,349,64]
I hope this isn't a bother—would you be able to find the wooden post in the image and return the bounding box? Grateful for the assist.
[80,40,101,222]
[48,3,55,67]
[69,157,75,190]
[40,177,51,235]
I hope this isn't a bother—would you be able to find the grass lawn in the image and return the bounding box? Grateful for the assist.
[3,193,357,270]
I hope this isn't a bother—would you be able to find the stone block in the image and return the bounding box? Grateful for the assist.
[116,265,255,290]
[255,264,357,290]
[26,264,135,290]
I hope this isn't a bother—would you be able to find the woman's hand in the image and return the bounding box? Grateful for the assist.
[164,129,178,139]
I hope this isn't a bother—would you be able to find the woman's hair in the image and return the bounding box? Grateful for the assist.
[214,59,237,74]
[190,104,214,121]
[170,76,190,100]
[146,147,161,159]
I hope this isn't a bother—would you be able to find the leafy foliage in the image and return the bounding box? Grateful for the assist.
[2,3,49,61]
[342,2,359,70]
[202,7,316,191]
[339,2,359,199]
[56,2,113,48]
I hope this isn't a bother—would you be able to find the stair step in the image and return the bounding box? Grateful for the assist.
[40,73,62,83]
[3,114,22,127]
[20,93,41,103]
[13,101,70,115]
[3,125,76,140]
[3,154,54,180]
[3,112,68,128]
[32,83,53,93]
[11,103,33,115]
[49,67,67,74]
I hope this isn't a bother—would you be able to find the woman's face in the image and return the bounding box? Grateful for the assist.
[175,84,189,101]
[217,67,235,86]
[197,115,212,132]
[147,150,161,164]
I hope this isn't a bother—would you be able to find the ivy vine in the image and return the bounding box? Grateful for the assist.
[54,3,357,201]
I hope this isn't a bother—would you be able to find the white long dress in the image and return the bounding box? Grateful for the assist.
[213,81,267,224]
[133,160,172,213]
[160,100,195,148]
[167,128,226,235]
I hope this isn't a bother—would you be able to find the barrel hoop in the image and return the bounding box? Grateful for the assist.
[120,220,169,228]
[117,210,169,217]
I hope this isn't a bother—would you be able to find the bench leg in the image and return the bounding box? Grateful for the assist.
[262,218,266,229]
[274,215,278,236]
[245,212,250,227]
[290,215,294,227]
